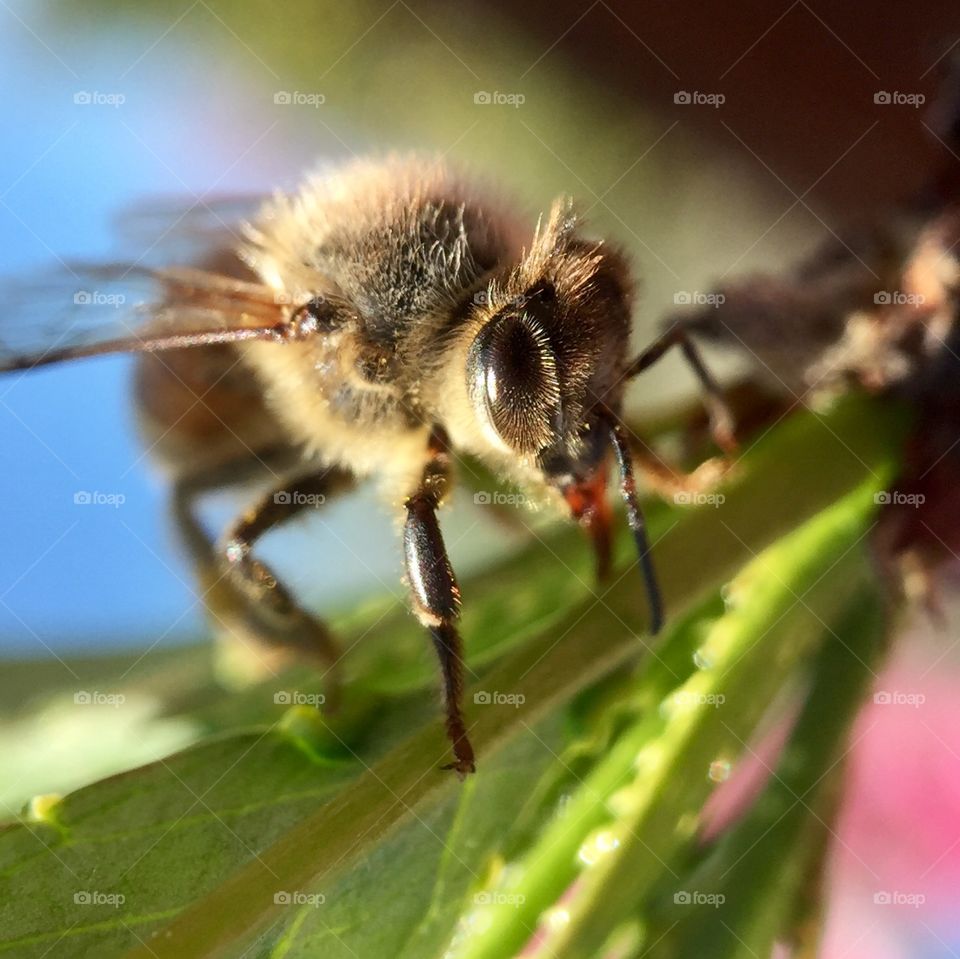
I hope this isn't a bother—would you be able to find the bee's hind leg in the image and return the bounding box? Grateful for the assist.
[403,427,476,777]
[171,461,354,708]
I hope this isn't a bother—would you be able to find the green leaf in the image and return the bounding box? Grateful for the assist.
[0,394,906,958]
[642,582,889,959]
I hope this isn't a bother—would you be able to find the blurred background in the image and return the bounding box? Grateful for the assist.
[1,0,960,955]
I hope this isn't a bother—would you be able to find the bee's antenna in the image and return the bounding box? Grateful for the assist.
[603,411,664,635]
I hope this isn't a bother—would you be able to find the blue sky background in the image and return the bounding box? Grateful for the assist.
[0,4,512,656]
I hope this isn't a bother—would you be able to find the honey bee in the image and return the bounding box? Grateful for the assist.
[1,156,733,775]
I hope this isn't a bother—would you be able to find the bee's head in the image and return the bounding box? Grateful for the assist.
[465,199,634,485]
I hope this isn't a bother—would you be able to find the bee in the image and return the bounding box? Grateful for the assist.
[1,155,733,775]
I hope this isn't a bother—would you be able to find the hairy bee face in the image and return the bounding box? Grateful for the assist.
[465,255,633,487]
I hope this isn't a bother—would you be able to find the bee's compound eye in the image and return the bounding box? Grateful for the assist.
[466,313,561,454]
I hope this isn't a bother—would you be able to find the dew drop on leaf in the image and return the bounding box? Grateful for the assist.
[578,829,621,866]
[708,759,732,783]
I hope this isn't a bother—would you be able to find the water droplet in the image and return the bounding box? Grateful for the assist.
[720,582,736,609]
[693,648,714,670]
[708,759,732,783]
[544,906,570,931]
[26,793,61,824]
[578,829,621,866]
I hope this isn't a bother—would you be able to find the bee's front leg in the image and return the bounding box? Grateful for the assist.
[403,427,476,777]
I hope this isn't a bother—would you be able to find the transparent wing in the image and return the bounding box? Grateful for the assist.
[0,263,287,372]
[111,193,269,267]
